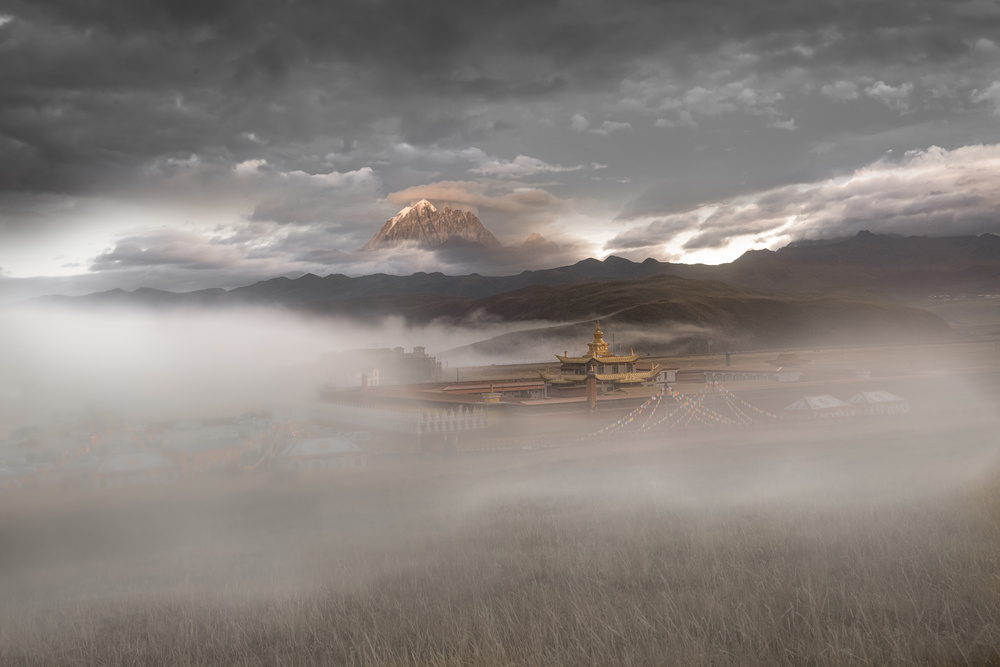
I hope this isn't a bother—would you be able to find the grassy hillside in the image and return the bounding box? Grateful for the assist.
[2,416,998,666]
[468,275,948,341]
[303,274,954,355]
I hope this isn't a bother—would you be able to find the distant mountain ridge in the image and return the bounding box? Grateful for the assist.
[36,231,1000,311]
[362,199,501,250]
[742,230,1000,269]
[38,230,997,351]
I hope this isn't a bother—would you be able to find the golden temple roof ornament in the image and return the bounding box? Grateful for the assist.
[587,320,610,358]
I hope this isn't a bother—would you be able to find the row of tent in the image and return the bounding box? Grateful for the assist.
[783,391,909,419]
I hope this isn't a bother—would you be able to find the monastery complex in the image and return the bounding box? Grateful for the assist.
[538,321,662,390]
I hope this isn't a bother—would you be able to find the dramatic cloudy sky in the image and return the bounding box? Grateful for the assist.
[2,0,1000,299]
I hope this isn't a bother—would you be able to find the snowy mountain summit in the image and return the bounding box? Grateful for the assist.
[362,200,502,250]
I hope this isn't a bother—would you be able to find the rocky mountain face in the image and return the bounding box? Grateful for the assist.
[362,200,502,250]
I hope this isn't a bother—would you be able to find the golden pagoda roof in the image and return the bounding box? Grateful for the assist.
[595,368,660,382]
[536,370,586,384]
[537,366,661,384]
[554,320,646,364]
[556,353,641,364]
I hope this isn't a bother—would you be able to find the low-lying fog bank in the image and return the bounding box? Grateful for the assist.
[1,415,998,666]
[0,304,556,423]
[3,300,1000,665]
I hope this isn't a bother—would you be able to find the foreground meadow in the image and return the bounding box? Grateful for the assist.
[1,416,998,666]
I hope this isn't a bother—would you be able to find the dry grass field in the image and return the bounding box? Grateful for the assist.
[1,415,999,666]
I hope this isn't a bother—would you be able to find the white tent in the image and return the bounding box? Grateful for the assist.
[92,451,179,489]
[848,391,910,416]
[783,395,853,419]
[279,437,366,472]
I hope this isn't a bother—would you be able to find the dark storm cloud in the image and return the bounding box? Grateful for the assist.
[4,0,994,197]
[2,0,1000,292]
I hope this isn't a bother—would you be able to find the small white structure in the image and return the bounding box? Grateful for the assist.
[279,437,366,473]
[783,395,853,419]
[848,391,909,416]
[92,452,179,489]
[657,368,677,383]
[776,369,803,383]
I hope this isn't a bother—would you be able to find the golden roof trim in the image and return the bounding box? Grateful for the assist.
[594,369,661,382]
[536,370,587,384]
[556,354,641,364]
[538,366,661,384]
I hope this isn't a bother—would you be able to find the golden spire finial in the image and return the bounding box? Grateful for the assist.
[588,319,610,357]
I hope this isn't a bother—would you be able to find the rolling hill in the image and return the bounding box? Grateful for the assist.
[299,274,953,353]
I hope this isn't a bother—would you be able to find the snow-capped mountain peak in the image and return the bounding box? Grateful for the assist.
[363,200,501,251]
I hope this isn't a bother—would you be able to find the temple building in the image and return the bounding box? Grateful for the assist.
[537,322,661,399]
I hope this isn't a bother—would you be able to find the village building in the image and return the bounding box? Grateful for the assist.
[277,437,367,473]
[318,346,442,391]
[160,424,250,474]
[177,444,242,474]
[91,452,179,489]
[237,410,273,430]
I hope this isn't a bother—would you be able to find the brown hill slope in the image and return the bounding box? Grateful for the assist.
[462,275,952,350]
[302,274,953,352]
